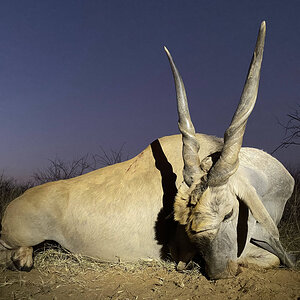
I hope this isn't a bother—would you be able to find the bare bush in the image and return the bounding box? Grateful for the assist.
[92,144,127,168]
[32,145,128,185]
[0,174,33,218]
[32,155,92,185]
[273,106,300,154]
[278,167,300,254]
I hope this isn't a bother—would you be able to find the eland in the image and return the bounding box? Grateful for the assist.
[0,21,295,279]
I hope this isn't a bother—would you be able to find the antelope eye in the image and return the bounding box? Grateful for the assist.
[223,209,233,221]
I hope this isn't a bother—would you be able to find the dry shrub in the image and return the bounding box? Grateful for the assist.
[0,174,32,219]
[278,167,300,259]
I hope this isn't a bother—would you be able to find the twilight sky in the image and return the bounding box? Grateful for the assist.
[0,1,299,182]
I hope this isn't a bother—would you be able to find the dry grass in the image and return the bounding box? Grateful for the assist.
[30,243,203,293]
[34,243,180,276]
[0,174,32,220]
[278,167,300,261]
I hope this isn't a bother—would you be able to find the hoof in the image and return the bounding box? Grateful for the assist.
[11,247,34,272]
[12,258,33,272]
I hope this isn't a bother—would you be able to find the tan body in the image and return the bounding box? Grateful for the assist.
[0,134,293,267]
[1,134,221,261]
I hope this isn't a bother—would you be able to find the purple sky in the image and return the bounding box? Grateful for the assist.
[1,1,299,182]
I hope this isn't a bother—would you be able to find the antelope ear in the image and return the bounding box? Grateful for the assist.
[174,182,191,225]
[200,156,213,173]
[232,176,279,239]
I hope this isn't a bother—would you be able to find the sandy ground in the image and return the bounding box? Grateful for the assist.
[0,250,299,300]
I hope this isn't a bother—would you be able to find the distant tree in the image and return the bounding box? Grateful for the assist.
[32,145,128,184]
[272,105,300,154]
[33,155,91,184]
[92,144,128,168]
[0,174,33,216]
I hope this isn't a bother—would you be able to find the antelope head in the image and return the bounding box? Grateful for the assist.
[165,22,284,279]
